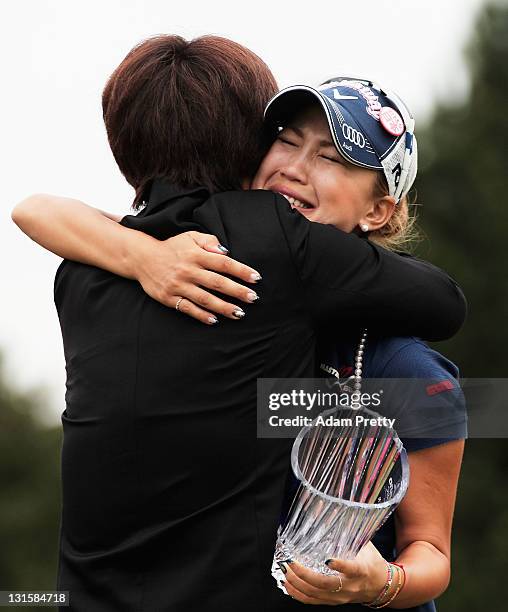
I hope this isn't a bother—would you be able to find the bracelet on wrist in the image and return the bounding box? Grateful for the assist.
[364,561,393,608]
[391,562,406,591]
[366,564,404,609]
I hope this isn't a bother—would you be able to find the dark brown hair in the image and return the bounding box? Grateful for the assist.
[102,35,278,208]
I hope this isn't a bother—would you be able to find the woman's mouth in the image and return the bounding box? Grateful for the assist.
[278,193,314,210]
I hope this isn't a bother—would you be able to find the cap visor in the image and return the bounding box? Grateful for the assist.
[264,85,383,170]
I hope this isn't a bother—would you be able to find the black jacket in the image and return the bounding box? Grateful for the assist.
[54,181,466,611]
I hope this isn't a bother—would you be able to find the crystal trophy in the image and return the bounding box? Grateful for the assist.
[271,405,409,589]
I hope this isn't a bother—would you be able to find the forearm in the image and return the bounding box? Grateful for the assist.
[274,196,467,341]
[11,194,151,279]
[388,541,450,608]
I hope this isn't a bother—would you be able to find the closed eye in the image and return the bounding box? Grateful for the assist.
[277,136,298,146]
[321,154,342,164]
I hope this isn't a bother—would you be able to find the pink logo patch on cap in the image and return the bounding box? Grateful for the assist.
[379,106,404,136]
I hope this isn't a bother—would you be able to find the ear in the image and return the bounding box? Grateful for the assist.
[360,195,396,232]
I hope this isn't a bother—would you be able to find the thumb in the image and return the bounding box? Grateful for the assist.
[325,557,359,576]
[190,232,229,254]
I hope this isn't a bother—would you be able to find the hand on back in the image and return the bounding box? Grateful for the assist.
[135,231,262,325]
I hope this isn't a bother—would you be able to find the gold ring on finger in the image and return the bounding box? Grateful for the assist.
[330,574,343,593]
[175,297,184,312]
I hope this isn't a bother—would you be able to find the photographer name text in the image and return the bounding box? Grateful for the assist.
[268,414,396,428]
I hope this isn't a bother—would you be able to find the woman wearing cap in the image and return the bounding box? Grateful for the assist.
[12,36,465,612]
[254,80,466,610]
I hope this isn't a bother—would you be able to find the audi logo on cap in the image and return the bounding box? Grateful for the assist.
[342,123,366,148]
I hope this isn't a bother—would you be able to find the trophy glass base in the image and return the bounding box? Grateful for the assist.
[271,534,341,595]
[271,531,292,592]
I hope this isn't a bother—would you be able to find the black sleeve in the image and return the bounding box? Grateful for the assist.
[272,193,466,341]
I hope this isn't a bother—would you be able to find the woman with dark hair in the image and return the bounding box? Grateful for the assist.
[13,35,465,611]
[101,35,278,205]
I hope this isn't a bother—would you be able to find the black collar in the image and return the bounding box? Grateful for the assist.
[143,179,210,214]
[120,179,210,240]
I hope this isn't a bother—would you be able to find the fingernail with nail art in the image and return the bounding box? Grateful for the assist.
[277,562,287,574]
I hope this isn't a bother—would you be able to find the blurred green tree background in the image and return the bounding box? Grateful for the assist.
[0,2,507,610]
[415,1,508,378]
[0,356,61,610]
[413,3,508,610]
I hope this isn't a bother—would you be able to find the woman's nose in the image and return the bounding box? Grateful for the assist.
[279,152,308,184]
